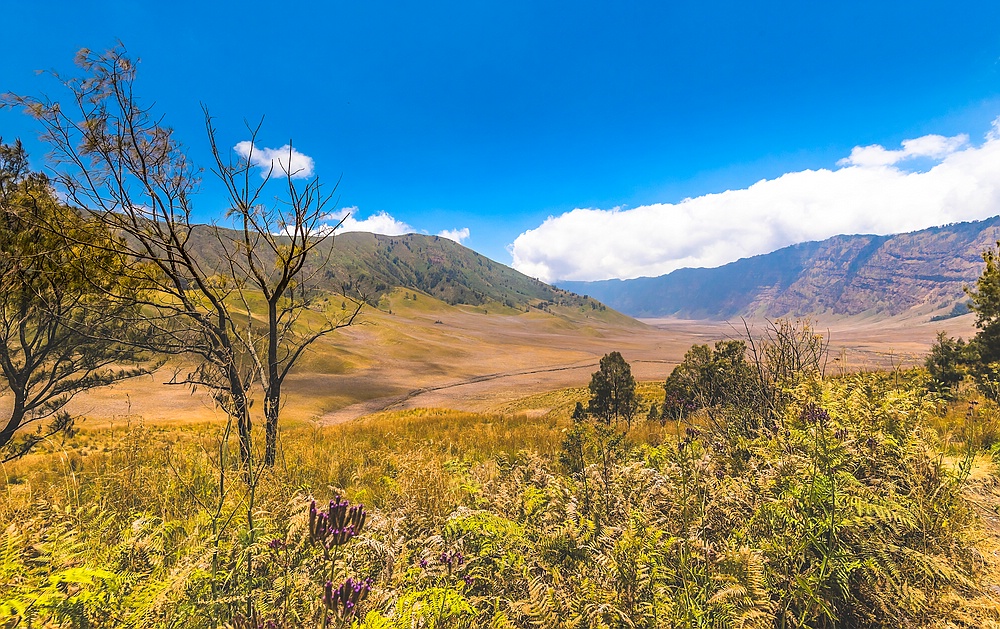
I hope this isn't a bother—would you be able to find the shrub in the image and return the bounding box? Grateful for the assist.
[925,331,969,398]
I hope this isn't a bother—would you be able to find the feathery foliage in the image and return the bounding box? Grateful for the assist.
[1,361,994,627]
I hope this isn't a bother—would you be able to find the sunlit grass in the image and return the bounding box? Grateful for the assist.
[3,372,1000,627]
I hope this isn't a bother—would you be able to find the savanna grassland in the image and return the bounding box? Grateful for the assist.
[0,45,1000,629]
[3,42,1000,629]
[3,304,1000,628]
[40,288,980,429]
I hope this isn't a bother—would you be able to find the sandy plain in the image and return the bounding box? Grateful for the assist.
[2,286,969,431]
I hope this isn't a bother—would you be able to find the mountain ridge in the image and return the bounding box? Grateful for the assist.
[183,227,619,317]
[559,216,1000,319]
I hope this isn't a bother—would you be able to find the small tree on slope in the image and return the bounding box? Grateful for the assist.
[588,351,638,429]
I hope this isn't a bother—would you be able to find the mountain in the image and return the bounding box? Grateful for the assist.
[560,216,1000,320]
[185,227,613,314]
[318,232,589,309]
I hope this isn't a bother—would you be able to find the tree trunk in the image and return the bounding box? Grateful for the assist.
[263,300,280,467]
[226,364,253,470]
[0,393,26,450]
[263,388,279,467]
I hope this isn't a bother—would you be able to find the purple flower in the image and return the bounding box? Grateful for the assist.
[308,496,367,548]
[322,576,372,619]
[439,549,466,574]
[799,403,830,427]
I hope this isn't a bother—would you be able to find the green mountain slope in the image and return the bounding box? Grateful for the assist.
[319,232,593,308]
[184,227,613,313]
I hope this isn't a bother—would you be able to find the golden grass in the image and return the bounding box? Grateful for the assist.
[0,379,679,521]
[4,369,1000,627]
[4,293,976,435]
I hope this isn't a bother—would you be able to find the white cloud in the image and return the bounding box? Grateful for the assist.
[344,211,412,235]
[837,133,968,167]
[234,141,315,179]
[319,207,414,235]
[315,207,470,243]
[511,121,1000,283]
[437,227,471,243]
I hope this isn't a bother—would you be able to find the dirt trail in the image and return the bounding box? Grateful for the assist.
[7,311,974,429]
[318,359,600,424]
[317,354,685,425]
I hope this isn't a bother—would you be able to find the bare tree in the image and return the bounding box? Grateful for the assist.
[743,317,828,420]
[5,45,361,468]
[205,113,362,466]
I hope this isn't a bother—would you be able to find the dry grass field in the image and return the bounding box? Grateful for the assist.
[5,287,1000,627]
[10,289,975,431]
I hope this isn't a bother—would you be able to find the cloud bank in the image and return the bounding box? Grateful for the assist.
[321,207,414,235]
[234,141,316,179]
[437,227,471,243]
[838,134,969,168]
[511,121,1000,283]
[319,207,471,244]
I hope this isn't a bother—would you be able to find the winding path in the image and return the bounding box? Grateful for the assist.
[316,358,676,425]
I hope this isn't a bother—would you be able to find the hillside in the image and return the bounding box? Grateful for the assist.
[321,232,605,310]
[561,216,1000,319]
[187,227,605,312]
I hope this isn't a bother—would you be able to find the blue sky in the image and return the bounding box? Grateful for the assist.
[4,1,1000,280]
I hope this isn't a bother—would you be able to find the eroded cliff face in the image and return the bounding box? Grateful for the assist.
[562,216,1000,319]
[788,219,1000,317]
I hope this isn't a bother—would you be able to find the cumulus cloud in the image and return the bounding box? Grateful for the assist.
[437,227,471,243]
[838,133,968,167]
[320,207,414,235]
[315,207,470,243]
[510,121,1000,283]
[234,141,315,179]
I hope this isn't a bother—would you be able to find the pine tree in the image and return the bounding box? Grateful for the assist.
[587,351,638,428]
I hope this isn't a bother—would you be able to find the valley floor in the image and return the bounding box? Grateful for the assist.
[8,298,976,430]
[2,291,999,625]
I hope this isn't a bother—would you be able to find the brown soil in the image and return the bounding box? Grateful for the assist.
[2,300,978,429]
[324,312,976,424]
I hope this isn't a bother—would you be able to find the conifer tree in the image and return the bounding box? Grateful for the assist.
[587,351,638,428]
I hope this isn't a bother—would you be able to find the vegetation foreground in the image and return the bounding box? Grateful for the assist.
[3,366,1000,628]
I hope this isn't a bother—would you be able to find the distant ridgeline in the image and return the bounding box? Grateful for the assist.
[186,228,599,310]
[560,216,1000,320]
